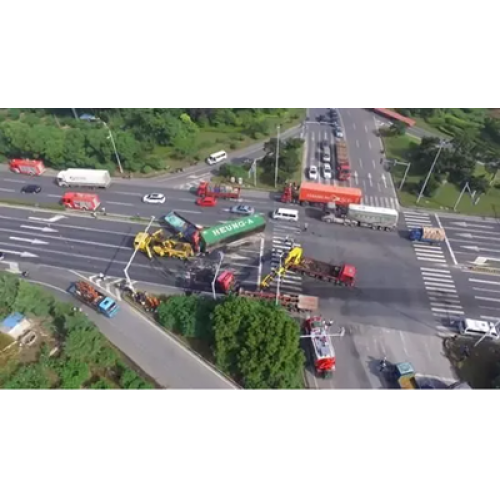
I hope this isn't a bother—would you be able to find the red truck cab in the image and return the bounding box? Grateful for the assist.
[197,182,241,199]
[9,159,46,176]
[61,192,101,211]
[215,271,237,294]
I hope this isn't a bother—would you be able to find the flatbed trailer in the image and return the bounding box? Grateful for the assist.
[289,258,356,286]
[197,182,241,200]
[236,288,319,313]
[68,281,119,318]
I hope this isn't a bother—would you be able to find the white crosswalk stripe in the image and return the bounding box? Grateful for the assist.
[360,196,399,209]
[266,223,303,293]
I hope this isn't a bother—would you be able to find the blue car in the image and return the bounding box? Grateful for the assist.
[230,205,255,215]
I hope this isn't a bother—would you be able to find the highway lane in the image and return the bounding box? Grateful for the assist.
[0,169,282,218]
[306,108,399,210]
[10,263,236,389]
[0,205,264,292]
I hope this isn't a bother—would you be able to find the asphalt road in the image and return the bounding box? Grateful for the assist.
[2,264,236,389]
[304,108,400,210]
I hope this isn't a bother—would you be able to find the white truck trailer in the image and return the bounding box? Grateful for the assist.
[321,203,399,231]
[56,169,112,188]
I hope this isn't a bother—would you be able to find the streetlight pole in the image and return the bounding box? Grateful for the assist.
[211,251,225,300]
[124,216,155,292]
[274,125,281,189]
[453,181,471,212]
[275,251,283,305]
[100,120,124,175]
[398,162,411,191]
[417,141,447,204]
[71,108,79,120]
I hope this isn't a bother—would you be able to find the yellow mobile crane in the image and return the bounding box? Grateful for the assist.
[134,230,194,260]
[260,246,303,288]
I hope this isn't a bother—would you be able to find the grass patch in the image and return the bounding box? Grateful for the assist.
[0,198,65,211]
[443,337,500,389]
[383,135,500,217]
[407,116,452,138]
[0,333,14,351]
[152,109,306,174]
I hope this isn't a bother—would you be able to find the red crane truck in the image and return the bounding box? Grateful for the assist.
[197,182,241,200]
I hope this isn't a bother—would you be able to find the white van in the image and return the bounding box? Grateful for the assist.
[458,318,500,340]
[206,151,228,165]
[272,208,299,222]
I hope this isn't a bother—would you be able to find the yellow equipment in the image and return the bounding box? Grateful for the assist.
[134,230,194,260]
[260,245,303,288]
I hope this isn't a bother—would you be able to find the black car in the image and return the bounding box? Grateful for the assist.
[0,252,4,260]
[21,184,42,194]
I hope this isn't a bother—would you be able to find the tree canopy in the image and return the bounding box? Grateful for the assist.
[212,297,304,389]
[0,108,301,175]
[0,272,154,389]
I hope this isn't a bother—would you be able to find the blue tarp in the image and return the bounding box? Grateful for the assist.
[1,312,25,333]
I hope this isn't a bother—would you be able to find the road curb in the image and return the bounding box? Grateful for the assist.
[123,294,241,389]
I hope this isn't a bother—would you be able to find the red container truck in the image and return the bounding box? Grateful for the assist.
[334,139,351,181]
[281,182,362,207]
[9,159,46,176]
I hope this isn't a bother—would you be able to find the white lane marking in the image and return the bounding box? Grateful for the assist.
[9,237,48,245]
[367,172,372,187]
[1,179,25,183]
[0,248,39,258]
[475,296,500,303]
[20,225,58,233]
[423,276,455,283]
[356,139,360,148]
[372,159,376,169]
[481,315,500,322]
[425,281,456,289]
[414,247,445,254]
[257,236,264,286]
[368,140,372,149]
[29,215,66,223]
[352,123,356,130]
[420,267,451,273]
[359,158,363,169]
[364,124,368,133]
[469,278,500,286]
[430,299,462,306]
[472,287,500,294]
[436,213,458,266]
[107,201,135,207]
[422,271,452,278]
[45,194,61,198]
[0,188,15,193]
[417,257,447,263]
[113,191,143,196]
[432,307,464,314]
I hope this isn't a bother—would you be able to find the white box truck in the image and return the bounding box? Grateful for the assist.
[322,203,399,231]
[56,169,112,188]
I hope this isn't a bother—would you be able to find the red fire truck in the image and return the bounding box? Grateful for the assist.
[61,193,101,211]
[9,159,46,176]
[303,316,336,378]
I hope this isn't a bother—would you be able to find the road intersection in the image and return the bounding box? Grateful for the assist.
[1,109,499,389]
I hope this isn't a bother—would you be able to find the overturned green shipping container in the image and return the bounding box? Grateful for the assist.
[201,214,266,252]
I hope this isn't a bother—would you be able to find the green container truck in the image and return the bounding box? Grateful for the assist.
[200,214,266,252]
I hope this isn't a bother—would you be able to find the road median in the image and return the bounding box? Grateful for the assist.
[0,200,162,227]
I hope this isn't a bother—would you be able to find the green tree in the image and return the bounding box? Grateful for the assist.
[389,121,407,136]
[90,379,113,389]
[3,363,53,389]
[156,295,215,341]
[212,297,305,389]
[119,368,154,389]
[55,359,91,389]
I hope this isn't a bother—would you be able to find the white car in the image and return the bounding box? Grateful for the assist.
[322,165,332,180]
[308,165,319,181]
[142,193,166,204]
[335,129,344,139]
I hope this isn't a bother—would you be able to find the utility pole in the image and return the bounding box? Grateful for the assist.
[453,181,471,212]
[100,120,124,175]
[71,108,79,120]
[417,140,447,204]
[274,125,281,189]
[124,216,155,292]
[397,162,411,191]
[275,251,283,305]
